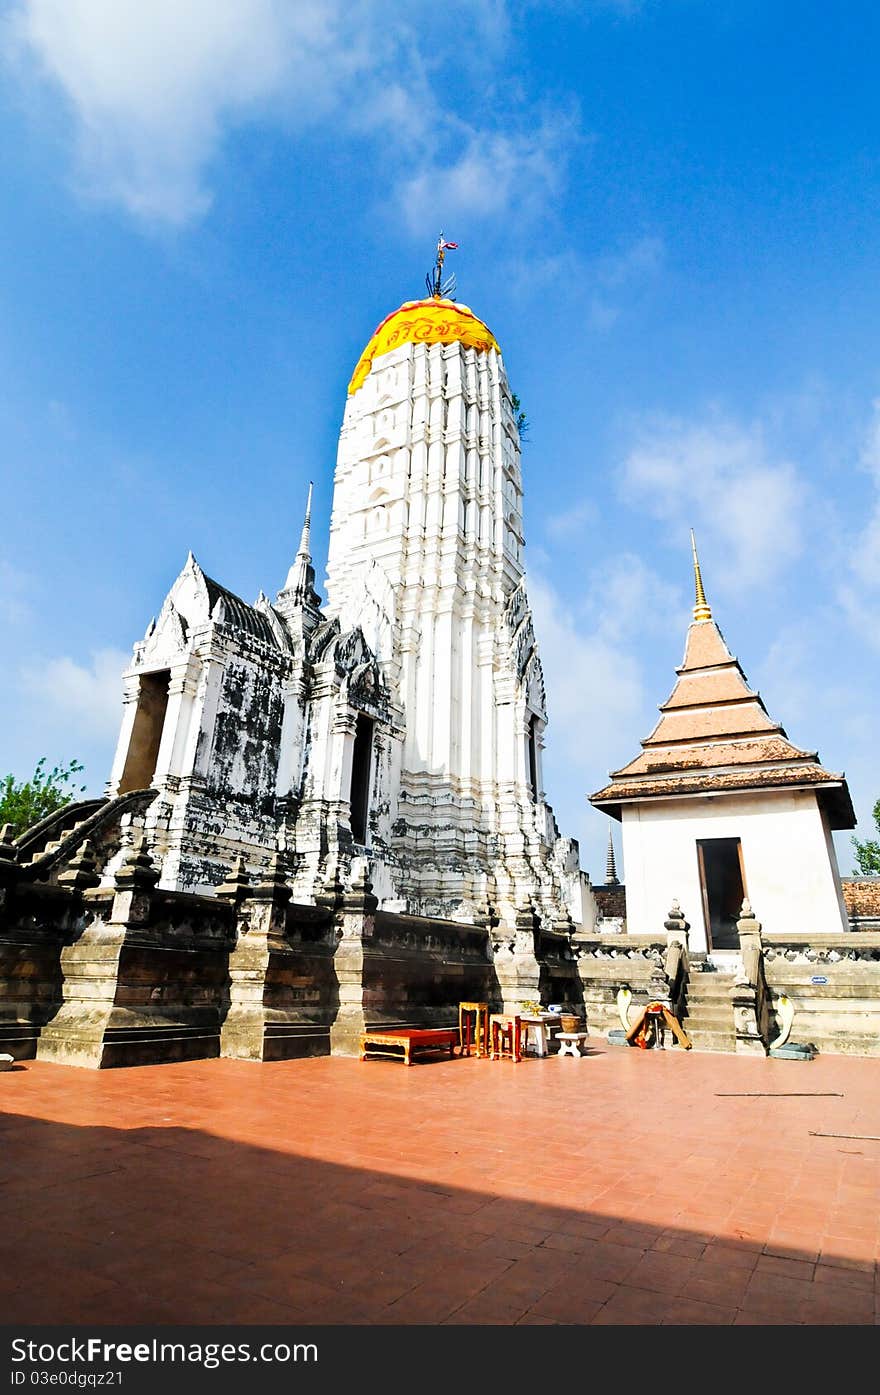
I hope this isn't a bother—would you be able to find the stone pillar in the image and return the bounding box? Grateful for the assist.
[220,853,291,1062]
[490,896,542,1013]
[0,824,21,911]
[36,832,158,1068]
[661,899,690,1021]
[330,866,377,1056]
[731,899,767,1056]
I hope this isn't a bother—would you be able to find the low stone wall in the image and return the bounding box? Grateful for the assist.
[0,865,501,1066]
[572,934,667,1037]
[9,851,879,1065]
[0,883,85,1059]
[362,911,496,1030]
[763,933,880,1057]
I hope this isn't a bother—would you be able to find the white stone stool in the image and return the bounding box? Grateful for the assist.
[554,1031,589,1058]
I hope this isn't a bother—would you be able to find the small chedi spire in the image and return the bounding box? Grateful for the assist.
[605,823,619,886]
[297,480,313,561]
[282,482,316,598]
[690,528,712,622]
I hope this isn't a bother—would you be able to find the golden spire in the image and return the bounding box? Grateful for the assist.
[690,529,712,622]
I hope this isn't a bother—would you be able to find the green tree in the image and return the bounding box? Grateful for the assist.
[0,758,86,838]
[852,798,880,875]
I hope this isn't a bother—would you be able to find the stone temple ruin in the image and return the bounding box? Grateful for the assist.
[2,277,879,1065]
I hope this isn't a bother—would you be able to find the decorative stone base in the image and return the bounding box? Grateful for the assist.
[769,1042,816,1060]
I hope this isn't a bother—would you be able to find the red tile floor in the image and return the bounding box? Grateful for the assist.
[1,1044,878,1326]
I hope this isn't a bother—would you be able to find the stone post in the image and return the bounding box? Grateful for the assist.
[731,899,767,1056]
[330,866,377,1056]
[0,823,21,911]
[37,832,159,1068]
[108,829,160,929]
[57,839,102,894]
[489,895,542,1014]
[220,852,291,1062]
[660,899,690,1025]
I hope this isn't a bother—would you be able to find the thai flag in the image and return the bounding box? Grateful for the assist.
[440,239,458,250]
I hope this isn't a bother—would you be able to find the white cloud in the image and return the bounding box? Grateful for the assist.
[5,0,580,229]
[8,1,310,221]
[399,111,580,233]
[620,412,806,589]
[5,1,447,223]
[526,555,680,874]
[20,646,129,742]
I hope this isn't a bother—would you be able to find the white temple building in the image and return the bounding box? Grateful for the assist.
[106,269,586,928]
[590,537,855,951]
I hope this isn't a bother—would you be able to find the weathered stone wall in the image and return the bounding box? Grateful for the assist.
[0,882,85,1058]
[763,933,880,1057]
[361,911,497,1029]
[572,934,668,1036]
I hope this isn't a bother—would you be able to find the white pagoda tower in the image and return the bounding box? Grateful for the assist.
[319,251,583,923]
[104,244,585,928]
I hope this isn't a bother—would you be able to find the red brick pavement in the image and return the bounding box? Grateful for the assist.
[1,1045,878,1327]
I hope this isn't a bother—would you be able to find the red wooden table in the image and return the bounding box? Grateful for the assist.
[359,1027,461,1066]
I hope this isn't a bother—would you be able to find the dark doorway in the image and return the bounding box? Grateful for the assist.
[349,714,374,844]
[527,716,539,799]
[696,837,746,950]
[118,670,170,793]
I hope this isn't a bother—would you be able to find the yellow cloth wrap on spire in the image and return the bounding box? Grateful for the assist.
[348,297,500,395]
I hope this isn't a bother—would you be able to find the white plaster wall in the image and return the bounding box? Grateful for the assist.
[621,789,850,950]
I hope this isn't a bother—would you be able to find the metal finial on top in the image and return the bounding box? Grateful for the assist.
[690,529,712,622]
[425,231,458,300]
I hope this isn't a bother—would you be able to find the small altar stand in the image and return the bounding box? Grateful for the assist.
[626,1002,692,1051]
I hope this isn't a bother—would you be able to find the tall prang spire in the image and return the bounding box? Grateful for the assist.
[690,529,712,623]
[605,823,619,886]
[280,482,318,604]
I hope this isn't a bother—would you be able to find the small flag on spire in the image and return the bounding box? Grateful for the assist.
[439,239,458,250]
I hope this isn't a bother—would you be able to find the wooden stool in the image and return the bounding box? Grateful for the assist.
[489,1013,522,1062]
[458,1001,489,1058]
[554,1031,589,1058]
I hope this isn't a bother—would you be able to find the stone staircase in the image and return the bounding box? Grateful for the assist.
[682,959,737,1052]
[26,816,96,865]
[11,789,157,880]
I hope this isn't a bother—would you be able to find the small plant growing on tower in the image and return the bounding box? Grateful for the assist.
[510,392,529,441]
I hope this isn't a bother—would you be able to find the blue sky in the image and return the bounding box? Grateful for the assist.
[1,0,879,884]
